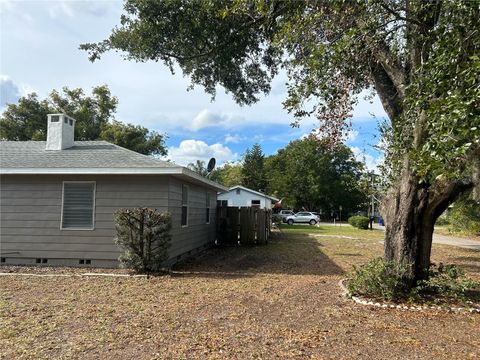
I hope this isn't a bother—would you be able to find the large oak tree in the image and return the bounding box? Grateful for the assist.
[81,0,479,283]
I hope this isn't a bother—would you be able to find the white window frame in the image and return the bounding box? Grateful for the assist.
[60,181,96,230]
[206,191,211,224]
[181,184,189,227]
[251,199,261,207]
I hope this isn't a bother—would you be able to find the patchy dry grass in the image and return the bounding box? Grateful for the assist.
[1,226,479,359]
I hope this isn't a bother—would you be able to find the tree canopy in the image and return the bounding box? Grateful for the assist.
[265,137,367,217]
[214,162,243,188]
[187,160,210,177]
[81,0,479,282]
[242,143,267,192]
[0,85,167,156]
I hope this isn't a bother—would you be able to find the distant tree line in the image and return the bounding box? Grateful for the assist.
[0,85,167,156]
[189,139,370,218]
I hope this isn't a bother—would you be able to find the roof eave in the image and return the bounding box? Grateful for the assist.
[221,185,279,201]
[0,167,227,191]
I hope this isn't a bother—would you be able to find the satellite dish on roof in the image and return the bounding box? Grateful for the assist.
[207,157,216,172]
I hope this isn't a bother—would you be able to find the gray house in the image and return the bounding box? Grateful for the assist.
[0,114,226,267]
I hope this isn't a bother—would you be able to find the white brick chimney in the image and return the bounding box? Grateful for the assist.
[46,114,76,150]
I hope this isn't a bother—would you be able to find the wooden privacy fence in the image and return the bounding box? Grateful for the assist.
[216,207,272,245]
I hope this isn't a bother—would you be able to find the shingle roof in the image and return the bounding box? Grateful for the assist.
[0,141,176,168]
[0,140,227,191]
[221,185,279,201]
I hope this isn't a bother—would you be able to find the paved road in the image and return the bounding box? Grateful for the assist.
[371,224,480,251]
[295,222,480,251]
[432,234,480,251]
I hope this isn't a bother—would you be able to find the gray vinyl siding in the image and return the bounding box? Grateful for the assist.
[0,174,217,267]
[168,177,217,259]
[0,175,169,264]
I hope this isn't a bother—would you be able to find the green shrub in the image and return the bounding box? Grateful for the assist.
[347,258,480,304]
[434,215,449,226]
[411,264,480,304]
[114,208,172,272]
[446,195,480,235]
[348,215,370,229]
[347,257,410,301]
[271,214,282,224]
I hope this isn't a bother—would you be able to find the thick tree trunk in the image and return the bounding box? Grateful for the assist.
[382,171,432,282]
[382,167,474,284]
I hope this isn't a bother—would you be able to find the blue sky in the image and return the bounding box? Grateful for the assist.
[0,0,386,170]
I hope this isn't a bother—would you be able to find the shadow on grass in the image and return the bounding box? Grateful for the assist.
[172,231,344,278]
[451,254,480,275]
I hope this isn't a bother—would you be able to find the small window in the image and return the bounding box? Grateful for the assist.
[85,259,91,265]
[42,258,48,264]
[69,119,73,126]
[236,189,241,195]
[51,115,60,122]
[64,117,68,124]
[36,258,42,264]
[79,259,85,264]
[62,182,95,230]
[181,185,188,226]
[251,200,261,206]
[206,192,211,224]
[1,257,5,263]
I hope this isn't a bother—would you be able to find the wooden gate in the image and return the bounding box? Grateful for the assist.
[216,206,272,245]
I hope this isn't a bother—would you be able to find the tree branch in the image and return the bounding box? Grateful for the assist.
[428,178,474,220]
[369,59,403,121]
[378,2,426,29]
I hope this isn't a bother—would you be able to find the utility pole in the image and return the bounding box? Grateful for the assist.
[369,171,375,230]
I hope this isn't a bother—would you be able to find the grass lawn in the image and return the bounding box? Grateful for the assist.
[1,226,479,359]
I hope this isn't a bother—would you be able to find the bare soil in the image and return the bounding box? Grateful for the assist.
[1,227,479,359]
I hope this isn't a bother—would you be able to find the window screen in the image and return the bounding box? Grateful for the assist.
[251,200,261,206]
[62,182,95,229]
[181,185,188,226]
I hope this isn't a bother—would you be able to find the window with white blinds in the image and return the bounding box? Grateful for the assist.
[61,182,95,229]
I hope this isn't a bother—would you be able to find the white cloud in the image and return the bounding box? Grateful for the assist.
[167,139,237,166]
[350,146,383,173]
[0,0,34,25]
[224,133,242,144]
[352,90,388,121]
[0,75,21,108]
[48,2,74,18]
[187,109,245,131]
[344,129,359,142]
[190,109,225,131]
[47,1,115,19]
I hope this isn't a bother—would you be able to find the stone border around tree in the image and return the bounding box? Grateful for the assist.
[339,279,480,314]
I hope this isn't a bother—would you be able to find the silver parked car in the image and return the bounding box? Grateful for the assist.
[279,209,295,222]
[285,212,320,225]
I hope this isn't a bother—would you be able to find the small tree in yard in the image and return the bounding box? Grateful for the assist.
[114,208,172,272]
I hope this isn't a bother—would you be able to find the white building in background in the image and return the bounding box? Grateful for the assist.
[217,185,279,209]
